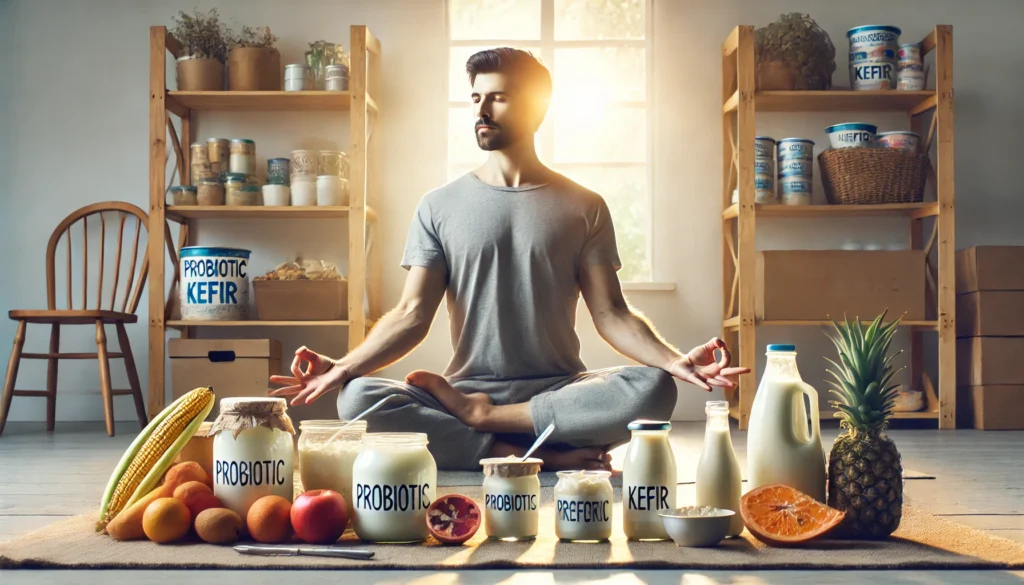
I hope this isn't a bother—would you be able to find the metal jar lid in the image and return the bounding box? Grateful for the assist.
[627,420,672,432]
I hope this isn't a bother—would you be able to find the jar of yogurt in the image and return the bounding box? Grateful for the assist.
[211,398,295,520]
[554,470,613,542]
[623,420,677,541]
[753,136,776,160]
[351,433,436,543]
[480,456,542,541]
[780,176,813,206]
[777,138,814,161]
[875,131,920,153]
[298,419,367,519]
[229,139,256,175]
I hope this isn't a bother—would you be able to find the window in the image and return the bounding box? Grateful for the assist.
[446,0,652,282]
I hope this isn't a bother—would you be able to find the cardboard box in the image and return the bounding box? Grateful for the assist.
[956,291,1024,337]
[757,250,926,321]
[254,280,348,321]
[169,339,282,419]
[957,337,1024,386]
[173,422,214,477]
[956,246,1024,294]
[957,385,1024,430]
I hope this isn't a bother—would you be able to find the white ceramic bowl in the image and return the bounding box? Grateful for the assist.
[659,507,736,547]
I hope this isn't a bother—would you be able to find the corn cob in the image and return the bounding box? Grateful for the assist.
[96,387,214,530]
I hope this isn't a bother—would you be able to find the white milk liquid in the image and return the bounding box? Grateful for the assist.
[623,431,677,540]
[299,440,361,518]
[213,426,294,520]
[695,426,744,537]
[351,442,436,543]
[483,474,540,540]
[554,472,613,542]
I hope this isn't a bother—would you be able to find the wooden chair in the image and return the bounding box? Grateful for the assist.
[1,202,157,437]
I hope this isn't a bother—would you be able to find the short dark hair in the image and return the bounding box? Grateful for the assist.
[466,48,553,102]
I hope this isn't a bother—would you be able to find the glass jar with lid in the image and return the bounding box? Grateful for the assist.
[622,419,677,541]
[170,185,198,206]
[228,185,260,206]
[298,419,367,519]
[554,470,613,542]
[229,139,256,175]
[211,397,295,520]
[480,456,542,541]
[196,180,225,206]
[351,432,436,543]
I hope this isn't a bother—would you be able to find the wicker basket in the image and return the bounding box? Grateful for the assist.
[818,148,930,205]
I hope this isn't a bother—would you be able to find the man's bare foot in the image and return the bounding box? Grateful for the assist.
[406,370,493,428]
[487,441,612,471]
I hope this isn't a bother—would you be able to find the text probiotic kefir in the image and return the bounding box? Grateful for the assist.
[480,457,542,541]
[298,419,367,520]
[554,470,613,542]
[211,398,295,520]
[351,433,437,543]
[622,420,677,541]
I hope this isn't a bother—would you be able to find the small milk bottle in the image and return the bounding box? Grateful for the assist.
[746,344,826,502]
[695,401,744,537]
[622,420,677,541]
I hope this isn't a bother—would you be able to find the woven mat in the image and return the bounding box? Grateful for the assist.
[2,488,1018,571]
[436,469,934,488]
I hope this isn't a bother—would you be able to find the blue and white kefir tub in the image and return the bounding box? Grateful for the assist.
[875,131,920,153]
[848,25,900,90]
[825,123,878,149]
[779,176,813,206]
[778,158,814,178]
[777,138,815,161]
[754,136,776,160]
[179,247,251,321]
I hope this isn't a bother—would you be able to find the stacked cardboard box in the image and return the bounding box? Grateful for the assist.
[956,246,1024,429]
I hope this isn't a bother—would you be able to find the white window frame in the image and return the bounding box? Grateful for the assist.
[444,0,656,283]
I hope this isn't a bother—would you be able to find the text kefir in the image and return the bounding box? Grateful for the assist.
[351,433,437,543]
[622,420,677,541]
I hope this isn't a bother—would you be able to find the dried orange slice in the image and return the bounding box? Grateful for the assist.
[740,484,844,546]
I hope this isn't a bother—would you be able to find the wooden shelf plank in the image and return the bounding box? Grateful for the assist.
[754,90,935,113]
[167,206,350,220]
[723,202,938,220]
[724,318,938,330]
[167,91,351,112]
[167,320,349,330]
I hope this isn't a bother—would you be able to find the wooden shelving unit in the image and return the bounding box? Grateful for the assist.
[721,25,955,430]
[147,25,383,417]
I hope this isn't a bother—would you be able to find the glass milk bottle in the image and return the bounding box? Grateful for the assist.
[622,420,677,541]
[297,420,367,520]
[695,401,744,537]
[747,344,826,502]
[351,433,437,543]
[211,398,295,520]
[480,457,542,541]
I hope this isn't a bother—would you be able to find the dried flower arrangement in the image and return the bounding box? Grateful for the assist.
[227,25,279,50]
[171,8,228,63]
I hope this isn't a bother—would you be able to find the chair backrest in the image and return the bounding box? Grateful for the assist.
[45,202,151,314]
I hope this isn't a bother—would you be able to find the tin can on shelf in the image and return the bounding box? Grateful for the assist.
[178,246,251,321]
[897,68,926,91]
[875,131,920,152]
[284,64,313,92]
[753,136,776,160]
[898,43,922,68]
[197,180,225,206]
[780,176,813,206]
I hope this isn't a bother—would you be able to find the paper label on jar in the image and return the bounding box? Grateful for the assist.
[354,483,432,512]
[214,459,289,488]
[485,492,538,512]
[557,497,612,523]
[180,249,250,320]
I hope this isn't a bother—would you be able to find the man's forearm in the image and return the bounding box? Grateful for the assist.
[594,307,682,370]
[334,305,431,377]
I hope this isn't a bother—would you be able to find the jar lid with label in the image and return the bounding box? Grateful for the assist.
[211,397,295,440]
[480,456,543,478]
[230,138,255,145]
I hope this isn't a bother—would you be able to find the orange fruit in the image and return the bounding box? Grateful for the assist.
[247,495,293,544]
[426,494,481,545]
[173,481,222,518]
[142,497,192,544]
[740,484,845,546]
[164,461,212,490]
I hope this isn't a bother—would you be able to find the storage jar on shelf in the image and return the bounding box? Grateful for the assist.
[229,139,256,175]
[197,180,225,206]
[228,185,260,206]
[208,138,230,178]
[292,175,317,206]
[317,175,348,206]
[284,64,313,92]
[170,185,198,206]
[262,184,290,207]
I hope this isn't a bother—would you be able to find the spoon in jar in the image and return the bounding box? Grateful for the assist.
[520,423,556,462]
[326,394,396,444]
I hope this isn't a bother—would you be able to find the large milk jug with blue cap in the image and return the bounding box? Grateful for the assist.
[746,344,826,502]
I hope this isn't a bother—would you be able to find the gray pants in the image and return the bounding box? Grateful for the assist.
[337,366,678,470]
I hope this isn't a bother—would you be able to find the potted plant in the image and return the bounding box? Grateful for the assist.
[227,25,281,91]
[755,13,835,90]
[171,9,228,91]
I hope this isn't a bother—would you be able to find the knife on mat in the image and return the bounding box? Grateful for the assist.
[234,544,375,560]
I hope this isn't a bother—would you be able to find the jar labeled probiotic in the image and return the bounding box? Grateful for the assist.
[211,398,295,520]
[554,470,613,542]
[480,457,542,541]
[298,420,367,520]
[352,433,436,543]
[623,420,677,541]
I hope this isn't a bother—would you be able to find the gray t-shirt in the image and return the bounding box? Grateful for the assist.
[401,172,622,381]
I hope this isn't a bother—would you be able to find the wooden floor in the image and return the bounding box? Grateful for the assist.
[1,420,1023,584]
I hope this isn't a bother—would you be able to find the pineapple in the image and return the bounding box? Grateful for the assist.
[824,311,904,539]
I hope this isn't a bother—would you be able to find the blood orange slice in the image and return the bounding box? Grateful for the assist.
[426,494,481,545]
[740,484,845,546]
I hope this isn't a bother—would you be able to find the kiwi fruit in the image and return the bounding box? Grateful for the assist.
[195,508,242,545]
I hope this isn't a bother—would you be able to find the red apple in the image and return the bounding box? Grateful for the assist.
[290,489,348,544]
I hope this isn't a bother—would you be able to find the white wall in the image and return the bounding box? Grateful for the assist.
[2,0,1023,425]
